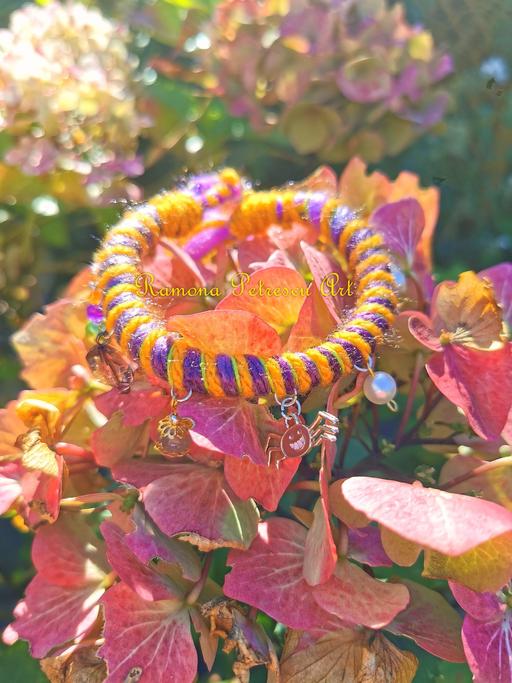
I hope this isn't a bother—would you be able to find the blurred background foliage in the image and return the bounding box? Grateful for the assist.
[0,0,511,680]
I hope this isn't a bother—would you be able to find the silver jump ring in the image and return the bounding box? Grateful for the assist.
[354,356,374,373]
[170,387,193,403]
[274,390,298,407]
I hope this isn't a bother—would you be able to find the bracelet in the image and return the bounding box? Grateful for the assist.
[88,169,398,402]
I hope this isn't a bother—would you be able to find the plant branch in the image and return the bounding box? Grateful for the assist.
[441,456,512,491]
[186,553,213,605]
[396,352,424,446]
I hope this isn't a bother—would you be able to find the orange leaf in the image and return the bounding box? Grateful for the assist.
[12,300,88,389]
[280,628,418,683]
[217,267,309,334]
[432,271,504,349]
[167,309,282,356]
[424,532,512,592]
[338,157,391,215]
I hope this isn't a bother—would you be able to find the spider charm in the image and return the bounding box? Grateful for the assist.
[265,396,339,468]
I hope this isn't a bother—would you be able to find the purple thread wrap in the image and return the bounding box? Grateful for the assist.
[184,225,231,260]
[119,215,155,250]
[105,273,135,289]
[297,353,321,387]
[113,308,149,340]
[346,228,373,255]
[97,254,137,277]
[318,347,342,378]
[246,355,270,396]
[358,312,389,332]
[357,248,381,264]
[330,338,365,368]
[106,291,139,313]
[105,235,142,253]
[307,193,327,227]
[363,296,395,311]
[183,349,205,393]
[186,173,218,196]
[216,354,239,396]
[138,203,162,228]
[128,322,160,358]
[151,334,172,380]
[276,357,296,395]
[330,205,355,245]
[275,197,284,222]
[345,326,376,352]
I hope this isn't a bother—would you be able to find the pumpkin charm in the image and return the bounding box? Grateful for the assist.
[155,412,195,458]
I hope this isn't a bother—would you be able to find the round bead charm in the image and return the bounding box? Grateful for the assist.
[363,371,397,405]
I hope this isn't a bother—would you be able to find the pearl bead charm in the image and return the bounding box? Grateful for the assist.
[363,371,397,405]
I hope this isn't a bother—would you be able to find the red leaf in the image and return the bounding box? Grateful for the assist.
[32,515,108,587]
[26,456,64,527]
[407,312,442,351]
[0,465,22,515]
[224,518,339,630]
[285,284,336,352]
[4,576,103,658]
[95,388,170,427]
[112,458,176,487]
[100,583,196,683]
[303,497,337,586]
[387,579,465,662]
[301,242,353,322]
[180,396,271,465]
[223,454,298,512]
[427,344,512,439]
[142,463,259,551]
[340,477,512,555]
[371,198,425,267]
[101,522,183,601]
[303,455,337,586]
[312,560,409,629]
[91,412,147,467]
[125,505,202,582]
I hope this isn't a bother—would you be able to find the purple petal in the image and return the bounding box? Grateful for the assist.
[348,526,393,567]
[371,198,425,266]
[450,581,502,621]
[462,612,512,683]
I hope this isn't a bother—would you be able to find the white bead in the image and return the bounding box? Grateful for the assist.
[363,372,397,405]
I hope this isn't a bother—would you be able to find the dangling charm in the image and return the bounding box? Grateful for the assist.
[265,394,339,468]
[356,357,397,410]
[86,328,134,394]
[155,389,195,458]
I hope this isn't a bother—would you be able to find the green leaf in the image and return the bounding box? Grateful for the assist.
[0,642,46,683]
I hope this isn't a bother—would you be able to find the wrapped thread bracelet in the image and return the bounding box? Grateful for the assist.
[88,169,398,402]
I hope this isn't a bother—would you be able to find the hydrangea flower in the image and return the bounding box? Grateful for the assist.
[0,1,148,200]
[200,0,453,162]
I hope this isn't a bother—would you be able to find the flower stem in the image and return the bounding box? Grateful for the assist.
[441,455,512,491]
[60,492,122,508]
[395,352,423,446]
[186,554,213,605]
